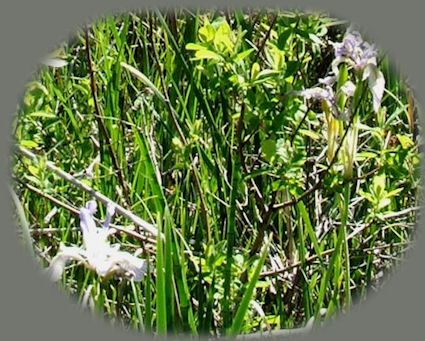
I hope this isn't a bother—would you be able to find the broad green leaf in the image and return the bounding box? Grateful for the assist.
[359,189,374,203]
[250,62,260,81]
[233,48,254,63]
[193,49,222,61]
[257,69,280,78]
[20,140,38,149]
[277,29,291,49]
[356,151,377,161]
[199,18,215,43]
[397,134,414,149]
[214,20,234,52]
[185,43,208,51]
[28,165,39,176]
[261,139,276,162]
[372,173,386,196]
[387,188,403,197]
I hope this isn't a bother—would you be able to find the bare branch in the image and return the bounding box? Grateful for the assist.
[16,146,159,238]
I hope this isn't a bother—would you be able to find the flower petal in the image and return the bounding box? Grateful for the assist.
[79,206,97,237]
[365,65,385,113]
[319,76,336,86]
[110,251,148,282]
[45,246,87,281]
[297,87,331,101]
[102,202,116,229]
[341,81,356,97]
[85,200,97,215]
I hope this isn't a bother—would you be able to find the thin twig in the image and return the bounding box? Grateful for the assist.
[378,206,420,220]
[16,146,159,238]
[252,13,278,64]
[18,180,156,245]
[260,203,419,278]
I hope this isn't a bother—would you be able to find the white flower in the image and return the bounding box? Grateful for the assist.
[340,81,356,97]
[296,87,333,101]
[330,26,378,72]
[363,63,385,114]
[296,80,356,121]
[330,27,385,113]
[46,200,147,282]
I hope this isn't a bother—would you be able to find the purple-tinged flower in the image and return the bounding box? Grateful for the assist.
[296,80,356,121]
[331,27,378,72]
[46,200,147,282]
[330,27,385,113]
[340,81,356,97]
[319,76,336,87]
[296,87,333,101]
[363,64,386,114]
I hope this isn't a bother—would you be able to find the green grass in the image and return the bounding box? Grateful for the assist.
[12,9,421,338]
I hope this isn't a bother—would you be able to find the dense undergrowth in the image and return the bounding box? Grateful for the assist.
[12,9,421,338]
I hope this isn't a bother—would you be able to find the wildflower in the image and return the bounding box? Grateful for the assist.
[362,62,386,114]
[319,76,337,87]
[330,26,385,113]
[330,27,378,72]
[296,87,332,101]
[46,200,147,282]
[296,80,356,121]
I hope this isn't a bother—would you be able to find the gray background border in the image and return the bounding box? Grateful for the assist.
[1,1,424,340]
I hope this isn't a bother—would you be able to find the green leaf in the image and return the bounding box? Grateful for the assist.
[257,69,280,79]
[359,189,374,203]
[261,139,276,162]
[155,216,167,335]
[193,49,222,61]
[29,111,56,119]
[308,33,324,46]
[228,235,272,336]
[386,187,403,197]
[277,29,291,49]
[185,43,208,51]
[214,20,234,52]
[199,18,215,43]
[233,48,254,63]
[250,62,260,81]
[121,62,166,105]
[397,134,414,149]
[377,197,391,210]
[372,173,386,196]
[20,140,38,149]
[284,61,298,78]
[356,151,377,161]
[297,201,322,262]
[299,129,320,141]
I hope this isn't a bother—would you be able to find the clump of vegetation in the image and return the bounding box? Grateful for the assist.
[12,9,421,338]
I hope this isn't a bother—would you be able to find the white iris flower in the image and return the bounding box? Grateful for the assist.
[46,200,147,282]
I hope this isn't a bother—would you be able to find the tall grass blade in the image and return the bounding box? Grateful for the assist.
[229,235,272,337]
